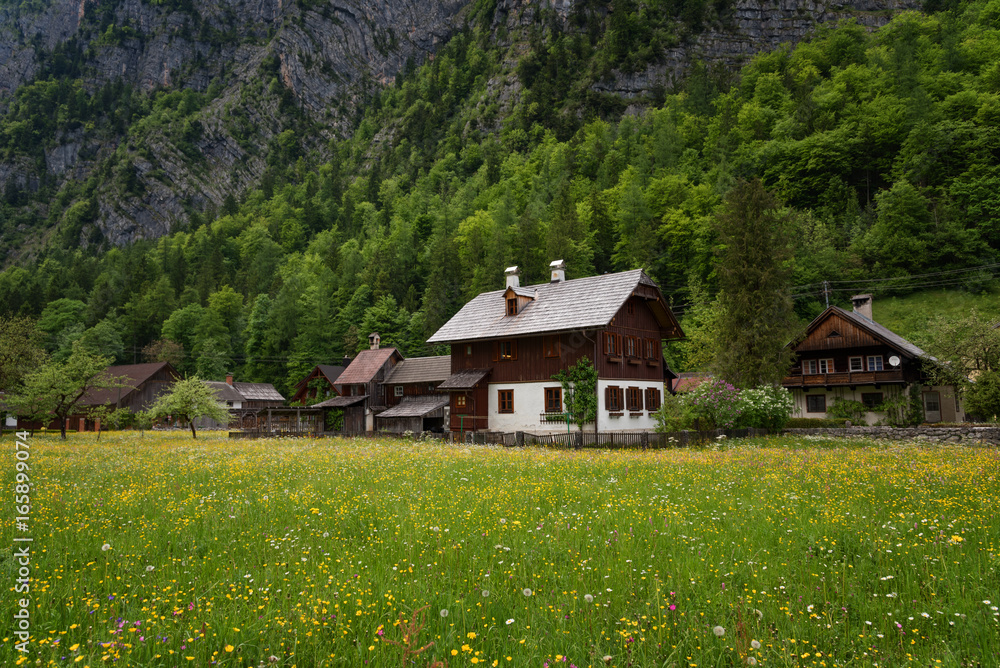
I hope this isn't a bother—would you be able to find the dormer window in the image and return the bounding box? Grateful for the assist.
[506,297,517,316]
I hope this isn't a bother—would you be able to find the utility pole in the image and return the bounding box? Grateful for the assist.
[822,280,830,308]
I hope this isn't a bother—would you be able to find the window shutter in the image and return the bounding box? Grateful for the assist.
[604,386,611,408]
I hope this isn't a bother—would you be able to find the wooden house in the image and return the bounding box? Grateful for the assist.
[376,355,451,433]
[193,375,285,430]
[314,334,403,434]
[782,295,962,423]
[426,262,684,434]
[289,362,349,405]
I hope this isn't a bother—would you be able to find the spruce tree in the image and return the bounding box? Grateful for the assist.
[710,179,800,388]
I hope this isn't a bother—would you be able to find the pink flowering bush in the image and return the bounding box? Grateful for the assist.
[685,378,743,429]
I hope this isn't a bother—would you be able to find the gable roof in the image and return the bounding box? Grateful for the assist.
[427,269,683,343]
[233,381,285,402]
[204,381,245,403]
[313,394,367,408]
[383,356,451,385]
[798,306,932,361]
[317,365,346,383]
[81,362,180,406]
[335,348,402,386]
[377,394,449,418]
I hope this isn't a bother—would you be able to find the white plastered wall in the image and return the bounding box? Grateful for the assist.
[791,384,963,424]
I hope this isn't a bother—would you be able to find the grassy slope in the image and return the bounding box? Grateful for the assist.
[870,288,1000,348]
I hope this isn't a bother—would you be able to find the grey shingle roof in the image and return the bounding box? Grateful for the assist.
[204,381,245,403]
[438,368,491,390]
[233,382,285,402]
[428,269,675,343]
[377,395,449,418]
[313,395,367,408]
[383,356,451,385]
[828,306,933,361]
[317,365,346,383]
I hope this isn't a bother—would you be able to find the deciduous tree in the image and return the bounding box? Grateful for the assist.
[149,376,230,439]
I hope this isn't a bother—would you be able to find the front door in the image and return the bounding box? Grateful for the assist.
[923,391,941,423]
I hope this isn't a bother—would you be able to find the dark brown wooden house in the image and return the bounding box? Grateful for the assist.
[782,295,962,423]
[376,355,451,433]
[427,262,684,434]
[290,363,349,406]
[67,362,181,431]
[314,334,402,434]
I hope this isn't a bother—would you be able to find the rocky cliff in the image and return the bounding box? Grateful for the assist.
[0,0,920,255]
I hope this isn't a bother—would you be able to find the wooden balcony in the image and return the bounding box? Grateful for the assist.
[782,369,906,388]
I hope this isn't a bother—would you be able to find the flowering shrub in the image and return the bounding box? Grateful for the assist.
[735,385,794,430]
[686,379,743,429]
[655,381,793,432]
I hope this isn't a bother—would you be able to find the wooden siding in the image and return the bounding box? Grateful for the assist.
[290,368,338,405]
[384,382,441,408]
[597,297,667,381]
[796,314,882,352]
[450,386,488,432]
[450,332,594,383]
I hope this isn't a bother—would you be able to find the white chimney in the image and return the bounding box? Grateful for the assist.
[505,266,520,289]
[851,294,873,320]
[550,259,566,283]
[368,332,381,350]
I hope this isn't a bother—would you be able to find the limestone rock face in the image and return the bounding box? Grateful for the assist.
[0,0,918,251]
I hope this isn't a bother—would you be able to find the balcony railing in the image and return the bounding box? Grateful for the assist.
[782,369,906,387]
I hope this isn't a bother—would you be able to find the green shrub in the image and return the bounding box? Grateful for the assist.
[827,398,867,423]
[736,385,794,430]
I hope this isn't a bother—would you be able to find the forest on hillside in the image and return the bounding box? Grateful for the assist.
[2,0,1000,397]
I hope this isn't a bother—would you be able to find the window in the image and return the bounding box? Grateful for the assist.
[861,393,883,409]
[506,297,517,316]
[645,338,659,361]
[804,359,834,374]
[626,387,643,411]
[849,357,863,372]
[456,395,467,409]
[806,394,826,413]
[465,344,473,356]
[544,387,562,413]
[603,332,621,356]
[495,340,517,361]
[625,336,637,358]
[498,389,514,414]
[544,335,560,358]
[645,387,661,411]
[626,301,635,315]
[924,392,940,412]
[867,355,884,371]
[605,386,624,412]
[394,386,403,397]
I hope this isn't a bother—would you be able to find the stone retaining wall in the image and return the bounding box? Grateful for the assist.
[783,426,1000,443]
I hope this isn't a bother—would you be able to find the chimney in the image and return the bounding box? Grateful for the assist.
[342,355,352,367]
[368,332,381,350]
[225,372,233,386]
[851,294,873,321]
[505,266,520,289]
[549,259,566,283]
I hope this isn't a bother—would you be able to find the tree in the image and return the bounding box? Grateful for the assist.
[0,316,48,392]
[921,309,1000,386]
[964,371,1000,422]
[149,376,230,439]
[9,343,125,440]
[552,356,599,434]
[142,338,184,367]
[710,179,800,388]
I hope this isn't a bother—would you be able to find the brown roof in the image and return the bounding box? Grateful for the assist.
[427,269,683,343]
[438,368,491,390]
[671,373,711,393]
[335,348,402,386]
[377,394,449,418]
[313,394,367,408]
[80,362,180,406]
[383,356,451,385]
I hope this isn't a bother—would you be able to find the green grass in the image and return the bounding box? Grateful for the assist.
[871,287,1000,347]
[0,432,997,667]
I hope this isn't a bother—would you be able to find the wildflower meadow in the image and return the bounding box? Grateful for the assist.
[1,433,997,667]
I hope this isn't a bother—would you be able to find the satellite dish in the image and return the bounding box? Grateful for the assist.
[889,356,901,368]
